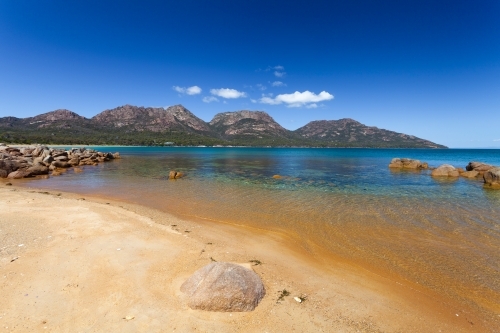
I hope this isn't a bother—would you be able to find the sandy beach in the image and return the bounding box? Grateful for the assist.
[0,184,491,332]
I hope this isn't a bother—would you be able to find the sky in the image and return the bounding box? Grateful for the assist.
[0,1,499,148]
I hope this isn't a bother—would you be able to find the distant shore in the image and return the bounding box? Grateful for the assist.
[6,143,453,149]
[0,182,490,332]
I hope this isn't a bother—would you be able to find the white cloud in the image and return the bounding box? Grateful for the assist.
[259,90,334,107]
[186,86,202,95]
[256,65,285,72]
[256,83,267,91]
[271,81,286,87]
[306,103,318,109]
[173,86,185,93]
[250,99,257,103]
[202,96,219,103]
[274,71,286,77]
[260,96,279,105]
[210,88,247,99]
[173,85,202,95]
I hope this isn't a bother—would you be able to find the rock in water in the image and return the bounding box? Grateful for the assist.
[466,161,494,173]
[180,262,265,312]
[388,158,428,169]
[483,167,500,189]
[169,170,184,179]
[431,164,459,177]
[460,170,479,178]
[432,164,458,177]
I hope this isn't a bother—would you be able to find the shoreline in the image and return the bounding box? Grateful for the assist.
[6,144,454,149]
[7,143,500,151]
[0,183,492,332]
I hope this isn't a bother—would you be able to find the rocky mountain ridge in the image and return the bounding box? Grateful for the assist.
[209,110,289,139]
[0,105,446,148]
[93,105,211,133]
[295,119,442,148]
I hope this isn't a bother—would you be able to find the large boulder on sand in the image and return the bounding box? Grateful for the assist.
[180,262,266,312]
[483,167,500,189]
[431,164,459,177]
[389,158,428,169]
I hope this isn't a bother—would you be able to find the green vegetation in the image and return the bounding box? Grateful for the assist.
[0,117,445,148]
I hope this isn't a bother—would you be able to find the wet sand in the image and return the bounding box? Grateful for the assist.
[0,184,491,332]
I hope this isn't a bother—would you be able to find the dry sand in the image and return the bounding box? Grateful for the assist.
[0,185,490,332]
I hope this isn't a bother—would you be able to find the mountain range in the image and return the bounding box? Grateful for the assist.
[0,105,446,148]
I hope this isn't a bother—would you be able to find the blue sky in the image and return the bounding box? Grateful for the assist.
[0,1,499,147]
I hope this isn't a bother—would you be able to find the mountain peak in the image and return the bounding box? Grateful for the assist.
[92,104,210,132]
[295,118,444,148]
[32,109,85,122]
[209,110,288,138]
[0,105,446,148]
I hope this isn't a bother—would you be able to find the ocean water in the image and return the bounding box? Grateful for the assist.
[20,147,500,324]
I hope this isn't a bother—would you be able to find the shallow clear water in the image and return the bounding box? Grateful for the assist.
[21,147,500,324]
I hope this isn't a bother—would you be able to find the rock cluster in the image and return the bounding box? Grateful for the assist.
[389,158,428,169]
[388,157,500,189]
[0,143,120,179]
[180,262,266,312]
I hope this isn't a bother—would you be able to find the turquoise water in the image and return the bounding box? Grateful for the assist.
[20,147,500,326]
[36,147,500,204]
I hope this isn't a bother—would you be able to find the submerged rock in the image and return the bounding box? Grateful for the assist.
[389,158,428,169]
[460,170,479,178]
[169,170,184,179]
[431,164,459,177]
[180,262,265,312]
